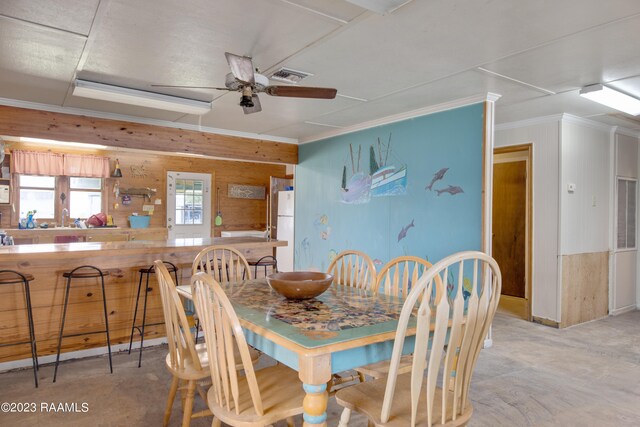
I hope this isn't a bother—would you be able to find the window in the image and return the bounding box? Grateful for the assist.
[70,177,102,219]
[174,179,204,225]
[617,178,637,250]
[19,175,56,218]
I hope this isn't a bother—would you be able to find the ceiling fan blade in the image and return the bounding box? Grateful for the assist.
[225,52,255,85]
[151,84,231,90]
[243,94,262,114]
[265,85,337,99]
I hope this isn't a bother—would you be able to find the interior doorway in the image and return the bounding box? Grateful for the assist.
[492,145,532,320]
[166,171,212,239]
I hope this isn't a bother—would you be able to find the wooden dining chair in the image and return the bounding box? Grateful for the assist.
[327,250,377,293]
[192,245,252,282]
[336,251,502,427]
[191,272,305,427]
[154,261,211,427]
[356,255,433,381]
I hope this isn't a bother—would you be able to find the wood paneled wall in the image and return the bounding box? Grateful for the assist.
[561,252,609,328]
[0,142,286,235]
[0,105,297,164]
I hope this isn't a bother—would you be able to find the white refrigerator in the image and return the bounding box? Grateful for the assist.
[276,190,294,272]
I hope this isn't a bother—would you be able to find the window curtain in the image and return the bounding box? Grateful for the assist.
[11,150,64,175]
[11,150,110,178]
[63,154,110,178]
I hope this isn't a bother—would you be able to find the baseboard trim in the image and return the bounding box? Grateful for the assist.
[610,305,638,316]
[532,316,560,328]
[0,337,168,373]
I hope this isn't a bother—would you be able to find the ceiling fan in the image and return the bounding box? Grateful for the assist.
[153,52,337,114]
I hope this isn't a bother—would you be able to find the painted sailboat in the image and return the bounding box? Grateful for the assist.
[369,134,407,197]
[340,144,371,204]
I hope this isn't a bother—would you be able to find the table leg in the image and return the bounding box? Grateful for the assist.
[299,354,331,427]
[302,383,329,426]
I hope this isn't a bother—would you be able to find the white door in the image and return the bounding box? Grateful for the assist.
[167,171,211,239]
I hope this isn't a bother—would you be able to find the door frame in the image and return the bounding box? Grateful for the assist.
[493,144,533,321]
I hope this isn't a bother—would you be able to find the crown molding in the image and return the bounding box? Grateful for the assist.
[300,93,499,144]
[561,113,614,133]
[610,125,640,139]
[495,113,565,131]
[0,97,298,145]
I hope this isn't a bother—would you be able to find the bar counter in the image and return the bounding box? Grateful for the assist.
[0,237,285,364]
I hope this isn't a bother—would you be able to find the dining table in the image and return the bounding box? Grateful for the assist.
[177,278,415,427]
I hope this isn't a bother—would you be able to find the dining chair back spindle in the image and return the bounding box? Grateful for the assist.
[191,272,304,426]
[155,261,211,427]
[192,246,252,283]
[327,250,377,293]
[355,256,434,380]
[378,255,433,298]
[336,251,502,427]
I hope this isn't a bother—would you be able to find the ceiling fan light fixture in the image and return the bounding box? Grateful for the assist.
[72,79,212,115]
[240,86,254,107]
[579,84,640,116]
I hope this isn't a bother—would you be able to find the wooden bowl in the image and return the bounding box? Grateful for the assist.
[266,271,333,300]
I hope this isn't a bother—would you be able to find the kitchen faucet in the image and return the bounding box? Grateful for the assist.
[61,208,69,228]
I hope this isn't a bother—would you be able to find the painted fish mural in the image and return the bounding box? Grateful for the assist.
[425,167,449,191]
[435,185,464,196]
[397,219,415,242]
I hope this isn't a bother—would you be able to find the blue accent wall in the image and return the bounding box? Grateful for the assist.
[295,103,485,272]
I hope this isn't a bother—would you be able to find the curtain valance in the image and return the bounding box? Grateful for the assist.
[11,150,110,178]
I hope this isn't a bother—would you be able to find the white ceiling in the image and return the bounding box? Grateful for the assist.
[1,0,639,142]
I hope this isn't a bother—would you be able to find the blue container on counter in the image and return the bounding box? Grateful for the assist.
[128,215,150,228]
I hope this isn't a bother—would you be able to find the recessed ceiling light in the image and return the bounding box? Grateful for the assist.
[73,80,212,115]
[579,84,640,116]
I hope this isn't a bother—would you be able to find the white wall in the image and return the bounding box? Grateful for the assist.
[495,119,560,323]
[559,120,610,255]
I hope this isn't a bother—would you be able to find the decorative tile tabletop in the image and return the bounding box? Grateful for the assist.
[222,279,408,349]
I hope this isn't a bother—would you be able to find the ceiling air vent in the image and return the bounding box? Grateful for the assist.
[270,68,313,84]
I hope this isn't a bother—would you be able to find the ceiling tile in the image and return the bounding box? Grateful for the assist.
[80,0,343,93]
[276,0,366,23]
[313,70,546,128]
[0,17,85,104]
[480,15,640,94]
[279,0,640,100]
[0,0,99,35]
[177,90,361,134]
[495,91,617,124]
[259,122,342,140]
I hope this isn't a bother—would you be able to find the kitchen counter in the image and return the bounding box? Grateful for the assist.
[0,237,286,364]
[6,226,168,244]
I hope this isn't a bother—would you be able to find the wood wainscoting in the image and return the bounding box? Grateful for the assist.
[561,252,609,328]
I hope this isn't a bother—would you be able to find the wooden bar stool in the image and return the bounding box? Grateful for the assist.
[53,265,112,382]
[128,261,180,367]
[245,255,278,279]
[0,270,39,387]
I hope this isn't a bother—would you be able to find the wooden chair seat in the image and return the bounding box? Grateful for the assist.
[355,354,413,380]
[336,372,472,427]
[208,363,303,427]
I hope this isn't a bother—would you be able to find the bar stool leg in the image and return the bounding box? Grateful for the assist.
[99,272,113,374]
[137,271,151,368]
[53,276,72,383]
[24,280,38,388]
[128,271,145,354]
